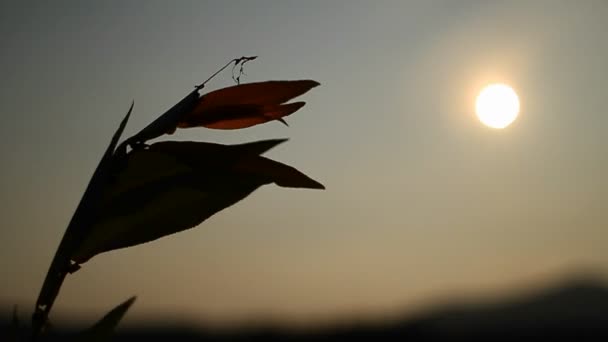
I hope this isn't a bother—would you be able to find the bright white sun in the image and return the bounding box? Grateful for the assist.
[475,84,520,129]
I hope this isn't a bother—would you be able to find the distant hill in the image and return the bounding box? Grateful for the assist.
[4,275,608,340]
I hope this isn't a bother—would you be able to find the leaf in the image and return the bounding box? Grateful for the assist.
[178,80,320,129]
[107,101,135,156]
[70,139,324,264]
[182,102,305,129]
[193,80,319,108]
[183,102,305,129]
[32,102,135,338]
[76,296,136,342]
[233,155,325,189]
[118,80,319,148]
[102,139,288,201]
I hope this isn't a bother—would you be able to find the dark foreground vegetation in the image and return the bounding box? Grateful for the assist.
[4,276,608,341]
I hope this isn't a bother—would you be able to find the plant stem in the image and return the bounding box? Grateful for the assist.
[31,103,134,341]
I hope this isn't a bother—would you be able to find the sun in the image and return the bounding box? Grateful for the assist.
[475,84,520,129]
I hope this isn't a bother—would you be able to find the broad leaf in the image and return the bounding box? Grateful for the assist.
[71,139,324,264]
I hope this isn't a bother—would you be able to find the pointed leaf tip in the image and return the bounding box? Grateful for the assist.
[78,296,136,341]
[71,139,324,263]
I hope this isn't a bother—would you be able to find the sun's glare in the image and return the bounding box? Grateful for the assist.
[475,84,520,129]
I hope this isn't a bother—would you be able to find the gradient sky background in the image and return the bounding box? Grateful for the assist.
[1,0,607,328]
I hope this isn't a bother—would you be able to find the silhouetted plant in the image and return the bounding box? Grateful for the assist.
[29,57,323,341]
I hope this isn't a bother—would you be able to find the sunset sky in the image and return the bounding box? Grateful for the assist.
[1,0,607,328]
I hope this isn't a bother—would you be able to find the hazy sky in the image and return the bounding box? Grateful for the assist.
[1,0,607,328]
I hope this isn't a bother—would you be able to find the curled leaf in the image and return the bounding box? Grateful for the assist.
[71,139,324,264]
[182,102,305,129]
[179,80,320,129]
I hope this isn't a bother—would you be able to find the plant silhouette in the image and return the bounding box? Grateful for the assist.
[75,297,136,342]
[30,57,324,340]
[72,139,324,264]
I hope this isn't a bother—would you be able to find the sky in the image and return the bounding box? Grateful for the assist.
[1,0,607,328]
